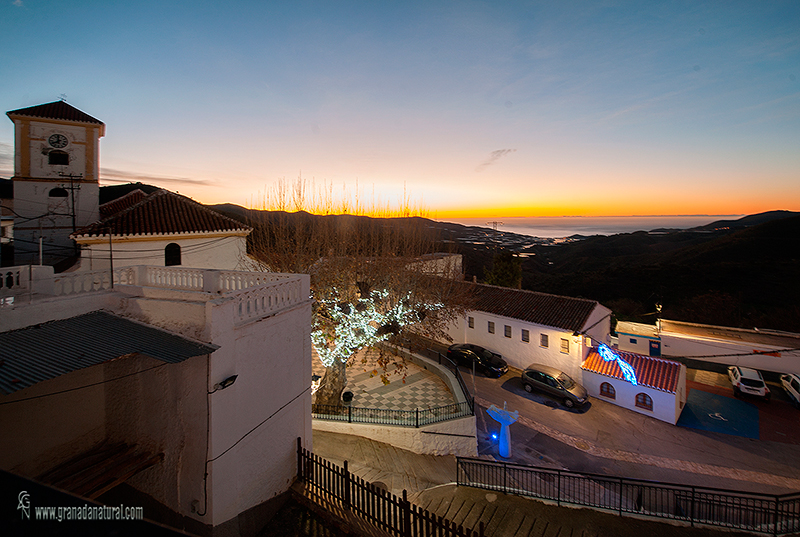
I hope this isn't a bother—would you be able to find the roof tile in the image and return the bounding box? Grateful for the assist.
[7,101,104,125]
[73,189,251,238]
[582,348,682,393]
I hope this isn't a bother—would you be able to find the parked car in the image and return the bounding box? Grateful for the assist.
[446,344,508,378]
[728,366,770,401]
[781,373,800,408]
[521,363,588,408]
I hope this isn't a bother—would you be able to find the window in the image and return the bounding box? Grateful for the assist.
[540,334,548,348]
[629,338,637,344]
[521,329,530,343]
[504,325,511,338]
[487,321,495,334]
[635,393,653,411]
[600,382,615,399]
[48,187,68,197]
[48,150,69,165]
[468,316,474,329]
[165,243,181,266]
[560,338,569,353]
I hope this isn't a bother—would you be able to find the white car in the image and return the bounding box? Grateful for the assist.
[781,373,800,408]
[728,366,770,401]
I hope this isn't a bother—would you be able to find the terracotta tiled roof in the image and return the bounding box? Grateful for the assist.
[582,348,682,393]
[73,189,251,238]
[466,283,600,332]
[100,189,148,219]
[7,101,104,125]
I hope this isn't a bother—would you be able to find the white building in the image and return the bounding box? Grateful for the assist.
[0,264,312,534]
[581,346,687,424]
[71,188,251,271]
[447,283,613,382]
[616,319,800,377]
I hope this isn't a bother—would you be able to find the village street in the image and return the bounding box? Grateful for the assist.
[468,365,800,495]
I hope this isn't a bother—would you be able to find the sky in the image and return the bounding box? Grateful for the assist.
[1,1,798,219]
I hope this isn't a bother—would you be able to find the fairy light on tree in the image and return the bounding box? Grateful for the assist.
[245,177,472,407]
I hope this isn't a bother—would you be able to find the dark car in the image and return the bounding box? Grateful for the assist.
[446,344,508,378]
[521,363,588,408]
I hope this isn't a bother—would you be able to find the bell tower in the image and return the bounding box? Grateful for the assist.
[6,100,105,265]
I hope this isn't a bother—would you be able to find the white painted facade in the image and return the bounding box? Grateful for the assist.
[75,233,249,271]
[9,115,103,264]
[447,304,612,382]
[581,364,687,425]
[0,265,312,530]
[615,320,800,377]
[616,320,661,356]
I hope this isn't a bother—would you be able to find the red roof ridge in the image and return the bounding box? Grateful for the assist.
[72,188,251,238]
[582,348,682,394]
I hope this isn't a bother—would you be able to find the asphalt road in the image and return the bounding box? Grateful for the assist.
[462,364,800,495]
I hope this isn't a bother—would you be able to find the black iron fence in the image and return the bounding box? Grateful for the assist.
[312,400,473,427]
[457,457,800,536]
[298,438,483,537]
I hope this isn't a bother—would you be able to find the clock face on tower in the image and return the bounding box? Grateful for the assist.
[48,134,69,148]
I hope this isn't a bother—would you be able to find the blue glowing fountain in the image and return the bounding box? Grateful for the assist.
[486,402,519,458]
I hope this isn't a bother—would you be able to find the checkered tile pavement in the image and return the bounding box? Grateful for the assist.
[312,347,456,411]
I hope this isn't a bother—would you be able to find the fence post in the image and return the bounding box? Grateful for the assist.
[402,489,412,537]
[618,478,623,516]
[503,462,507,493]
[690,486,695,527]
[773,495,780,537]
[348,405,352,423]
[557,470,561,506]
[344,460,351,511]
[416,408,419,428]
[296,437,302,483]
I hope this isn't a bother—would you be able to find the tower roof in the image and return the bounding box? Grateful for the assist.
[7,100,104,127]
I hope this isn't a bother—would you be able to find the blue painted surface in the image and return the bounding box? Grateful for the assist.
[677,389,760,439]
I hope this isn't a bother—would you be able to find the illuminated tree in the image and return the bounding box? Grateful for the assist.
[246,178,471,407]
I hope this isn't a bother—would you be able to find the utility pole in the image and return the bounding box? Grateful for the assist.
[486,221,504,256]
[59,172,83,258]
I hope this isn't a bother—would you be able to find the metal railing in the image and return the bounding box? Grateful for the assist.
[298,438,484,537]
[312,400,472,428]
[456,457,800,536]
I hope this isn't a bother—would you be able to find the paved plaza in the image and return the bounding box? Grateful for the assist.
[311,347,456,410]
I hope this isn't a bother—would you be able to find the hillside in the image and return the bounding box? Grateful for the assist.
[95,187,792,332]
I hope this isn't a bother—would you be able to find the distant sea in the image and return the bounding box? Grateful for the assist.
[437,215,744,239]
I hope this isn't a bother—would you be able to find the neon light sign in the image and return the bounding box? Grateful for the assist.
[598,344,638,385]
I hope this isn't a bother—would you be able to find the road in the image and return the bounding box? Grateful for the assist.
[461,364,800,495]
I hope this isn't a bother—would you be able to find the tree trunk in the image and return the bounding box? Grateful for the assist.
[314,359,348,408]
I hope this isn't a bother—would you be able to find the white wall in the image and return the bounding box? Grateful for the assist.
[661,331,800,376]
[78,235,248,272]
[313,415,476,458]
[582,365,686,425]
[204,296,312,526]
[448,312,588,381]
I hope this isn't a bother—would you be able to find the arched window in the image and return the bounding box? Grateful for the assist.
[635,393,653,411]
[165,243,181,266]
[49,187,69,198]
[48,150,69,165]
[600,382,616,399]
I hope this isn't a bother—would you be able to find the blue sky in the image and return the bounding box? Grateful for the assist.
[1,1,798,217]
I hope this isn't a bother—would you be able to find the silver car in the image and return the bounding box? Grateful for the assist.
[521,363,588,408]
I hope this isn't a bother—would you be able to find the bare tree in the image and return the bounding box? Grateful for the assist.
[245,178,472,407]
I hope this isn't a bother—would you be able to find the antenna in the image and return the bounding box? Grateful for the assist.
[59,94,68,102]
[486,221,504,255]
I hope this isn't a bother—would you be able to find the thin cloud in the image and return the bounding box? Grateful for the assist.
[476,149,516,172]
[100,167,218,187]
[13,0,23,6]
